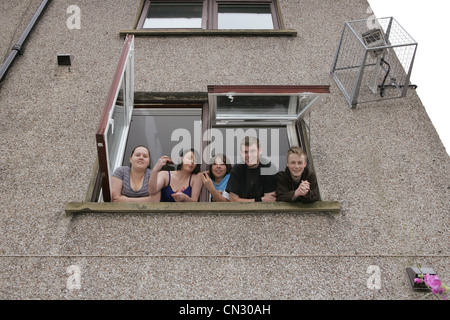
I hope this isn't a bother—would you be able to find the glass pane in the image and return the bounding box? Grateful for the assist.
[218,4,273,29]
[216,95,294,118]
[123,110,202,167]
[298,94,319,118]
[214,93,321,122]
[123,68,134,125]
[144,2,203,28]
[106,79,127,174]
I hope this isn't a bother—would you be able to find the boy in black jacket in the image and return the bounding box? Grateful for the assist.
[226,136,277,202]
[276,146,319,203]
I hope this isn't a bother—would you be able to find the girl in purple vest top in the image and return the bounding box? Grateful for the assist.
[149,149,202,202]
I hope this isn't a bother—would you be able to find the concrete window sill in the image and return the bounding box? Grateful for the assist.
[119,29,297,37]
[65,201,340,215]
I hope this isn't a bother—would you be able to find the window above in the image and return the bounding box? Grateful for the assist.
[142,2,206,29]
[132,0,294,35]
[216,3,274,29]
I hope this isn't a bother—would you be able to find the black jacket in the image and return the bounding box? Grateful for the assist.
[226,162,276,199]
[276,166,319,203]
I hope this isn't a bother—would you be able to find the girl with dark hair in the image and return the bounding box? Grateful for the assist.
[111,145,160,202]
[200,153,232,202]
[149,149,202,202]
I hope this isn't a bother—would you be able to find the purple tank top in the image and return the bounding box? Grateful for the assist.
[160,171,192,202]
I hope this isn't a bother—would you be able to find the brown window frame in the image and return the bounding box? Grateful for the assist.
[96,35,135,203]
[136,0,283,30]
[136,0,208,29]
[212,0,281,30]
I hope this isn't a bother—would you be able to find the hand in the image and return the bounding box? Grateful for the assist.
[171,189,187,202]
[155,156,173,171]
[200,171,215,191]
[295,180,310,197]
[262,192,277,202]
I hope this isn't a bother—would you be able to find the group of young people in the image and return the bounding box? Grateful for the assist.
[111,136,319,204]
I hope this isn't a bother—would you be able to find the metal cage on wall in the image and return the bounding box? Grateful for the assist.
[331,17,418,108]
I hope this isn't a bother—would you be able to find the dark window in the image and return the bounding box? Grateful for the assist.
[137,0,282,30]
[142,2,205,28]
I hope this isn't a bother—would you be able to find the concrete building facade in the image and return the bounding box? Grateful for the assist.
[0,0,448,300]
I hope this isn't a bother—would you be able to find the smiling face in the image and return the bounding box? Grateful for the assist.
[240,143,262,169]
[286,153,307,180]
[211,157,227,180]
[129,146,150,170]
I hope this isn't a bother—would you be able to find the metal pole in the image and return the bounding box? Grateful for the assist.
[402,44,418,97]
[330,23,347,74]
[0,0,51,84]
[350,50,369,108]
[384,17,393,44]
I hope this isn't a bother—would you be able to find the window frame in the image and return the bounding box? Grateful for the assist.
[96,35,135,203]
[136,0,208,30]
[91,38,330,203]
[96,90,211,203]
[207,85,329,126]
[206,85,329,201]
[136,0,282,30]
[212,0,281,30]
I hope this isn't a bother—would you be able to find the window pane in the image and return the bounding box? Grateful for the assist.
[218,4,274,29]
[144,2,203,28]
[106,87,127,174]
[123,109,202,167]
[213,93,321,122]
[216,95,294,118]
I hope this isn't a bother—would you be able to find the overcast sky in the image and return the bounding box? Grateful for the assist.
[368,0,450,155]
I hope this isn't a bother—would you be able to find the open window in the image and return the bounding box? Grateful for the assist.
[207,85,329,175]
[208,85,327,126]
[207,86,329,179]
[93,38,330,203]
[96,35,135,202]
